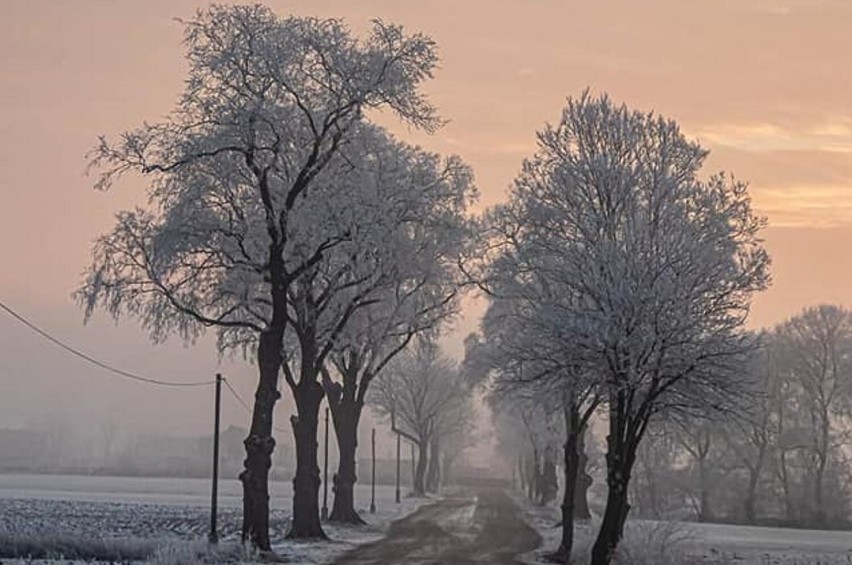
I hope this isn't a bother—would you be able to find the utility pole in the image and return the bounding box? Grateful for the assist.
[209,373,222,544]
[322,406,329,521]
[370,428,376,514]
[411,442,416,486]
[395,430,401,503]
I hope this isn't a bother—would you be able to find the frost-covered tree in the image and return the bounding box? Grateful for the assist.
[317,148,474,524]
[467,282,599,562]
[772,305,852,525]
[486,389,563,504]
[78,4,441,548]
[631,426,681,519]
[625,321,852,527]
[370,342,473,496]
[274,128,471,537]
[481,92,769,565]
[717,334,780,523]
[672,420,726,522]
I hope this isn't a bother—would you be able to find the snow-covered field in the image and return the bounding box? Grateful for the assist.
[0,473,265,507]
[0,473,430,563]
[684,521,852,564]
[517,494,852,565]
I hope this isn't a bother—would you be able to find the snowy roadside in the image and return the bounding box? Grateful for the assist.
[512,489,852,565]
[511,491,596,565]
[273,492,437,564]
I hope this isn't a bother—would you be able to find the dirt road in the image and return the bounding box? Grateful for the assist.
[332,488,541,565]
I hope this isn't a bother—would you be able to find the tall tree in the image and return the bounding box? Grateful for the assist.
[370,342,473,496]
[482,92,769,565]
[672,420,720,522]
[718,334,780,523]
[79,4,440,548]
[469,305,598,563]
[318,148,474,523]
[774,305,852,525]
[276,127,470,537]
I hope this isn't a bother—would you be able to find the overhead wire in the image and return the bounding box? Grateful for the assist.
[222,376,252,412]
[0,298,213,387]
[222,377,290,434]
[1,296,291,433]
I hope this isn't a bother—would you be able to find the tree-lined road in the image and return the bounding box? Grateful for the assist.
[332,488,541,565]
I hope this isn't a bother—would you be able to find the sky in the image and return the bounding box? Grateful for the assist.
[2,0,852,441]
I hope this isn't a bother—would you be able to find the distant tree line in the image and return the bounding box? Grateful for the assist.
[633,304,852,529]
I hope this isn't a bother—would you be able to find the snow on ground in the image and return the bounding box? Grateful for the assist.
[515,493,852,565]
[0,473,257,507]
[0,473,432,563]
[683,521,852,565]
[515,494,596,565]
[0,496,278,540]
[273,493,434,564]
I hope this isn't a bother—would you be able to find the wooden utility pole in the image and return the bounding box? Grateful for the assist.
[322,406,329,521]
[370,428,376,514]
[209,373,222,544]
[395,431,401,503]
[411,442,416,486]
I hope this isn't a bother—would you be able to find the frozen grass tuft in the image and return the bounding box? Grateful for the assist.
[0,530,249,564]
[614,520,697,565]
[147,540,247,565]
[0,530,159,560]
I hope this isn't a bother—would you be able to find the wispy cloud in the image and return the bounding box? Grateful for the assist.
[752,184,852,227]
[442,136,534,156]
[697,119,852,153]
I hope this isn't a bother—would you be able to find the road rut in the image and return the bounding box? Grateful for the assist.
[331,488,541,565]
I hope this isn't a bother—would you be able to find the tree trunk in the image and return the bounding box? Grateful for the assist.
[744,467,758,523]
[639,451,660,519]
[778,449,793,522]
[426,437,441,493]
[411,443,417,488]
[590,453,632,565]
[575,428,592,520]
[698,461,712,523]
[549,408,581,564]
[442,450,455,485]
[541,447,559,505]
[287,378,326,539]
[239,327,283,551]
[699,485,711,523]
[413,441,428,496]
[814,451,827,525]
[590,402,642,565]
[329,402,365,524]
[743,442,766,524]
[530,447,542,503]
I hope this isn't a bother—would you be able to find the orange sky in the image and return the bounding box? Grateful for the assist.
[2,0,852,436]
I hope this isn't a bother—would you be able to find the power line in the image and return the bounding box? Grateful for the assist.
[222,377,251,412]
[0,298,214,388]
[0,297,292,432]
[222,376,289,434]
